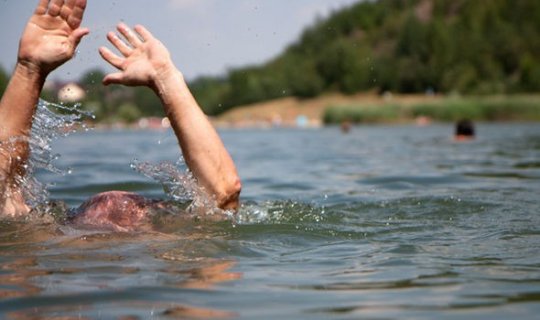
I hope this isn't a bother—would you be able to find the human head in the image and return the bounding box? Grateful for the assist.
[455,119,475,141]
[68,191,152,232]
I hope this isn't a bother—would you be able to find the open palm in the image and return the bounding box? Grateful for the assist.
[18,0,88,75]
[99,23,175,88]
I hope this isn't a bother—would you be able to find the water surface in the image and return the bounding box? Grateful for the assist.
[1,123,539,319]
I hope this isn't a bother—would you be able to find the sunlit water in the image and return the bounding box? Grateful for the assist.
[1,109,540,318]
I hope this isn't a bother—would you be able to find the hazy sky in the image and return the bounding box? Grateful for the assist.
[0,0,360,81]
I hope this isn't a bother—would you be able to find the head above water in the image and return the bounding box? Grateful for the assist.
[455,119,475,141]
[69,191,155,232]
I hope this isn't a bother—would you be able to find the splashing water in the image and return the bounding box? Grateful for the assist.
[131,159,228,218]
[131,162,327,224]
[0,99,92,214]
[234,200,326,225]
[1,99,228,220]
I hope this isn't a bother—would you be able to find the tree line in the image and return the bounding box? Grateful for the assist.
[190,0,540,115]
[1,0,539,121]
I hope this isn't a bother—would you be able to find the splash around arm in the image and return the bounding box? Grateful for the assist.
[0,0,89,216]
[99,23,241,211]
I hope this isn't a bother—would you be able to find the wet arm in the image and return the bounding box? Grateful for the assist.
[0,0,89,216]
[99,24,241,210]
[0,65,45,215]
[0,65,45,138]
[152,69,242,210]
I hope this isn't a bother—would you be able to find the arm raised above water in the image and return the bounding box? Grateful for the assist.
[99,24,241,211]
[0,0,89,216]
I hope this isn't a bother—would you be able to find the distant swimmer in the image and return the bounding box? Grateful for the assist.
[454,119,475,141]
[0,0,241,229]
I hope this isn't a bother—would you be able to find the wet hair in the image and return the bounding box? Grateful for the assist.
[68,191,152,232]
[455,119,475,137]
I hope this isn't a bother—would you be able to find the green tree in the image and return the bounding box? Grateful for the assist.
[520,54,540,91]
[116,102,142,123]
[114,0,540,116]
[280,54,324,98]
[190,76,231,115]
[133,86,163,117]
[316,39,374,93]
[0,65,8,96]
[79,69,108,119]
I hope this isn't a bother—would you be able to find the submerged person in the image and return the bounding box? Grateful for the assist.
[0,0,241,230]
[454,119,475,141]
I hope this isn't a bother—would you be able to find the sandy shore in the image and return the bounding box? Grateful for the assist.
[212,92,441,128]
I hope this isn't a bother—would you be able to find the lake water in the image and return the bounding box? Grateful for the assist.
[1,123,540,319]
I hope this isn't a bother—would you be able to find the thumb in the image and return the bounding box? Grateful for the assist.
[70,27,90,48]
[103,73,124,86]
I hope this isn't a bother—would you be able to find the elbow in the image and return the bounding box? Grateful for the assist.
[216,176,242,211]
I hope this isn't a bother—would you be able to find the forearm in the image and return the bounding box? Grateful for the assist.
[152,69,241,210]
[98,23,241,210]
[0,63,45,180]
[0,63,45,139]
[0,64,44,215]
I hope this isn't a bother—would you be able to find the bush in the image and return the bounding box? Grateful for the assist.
[323,104,401,124]
[323,96,540,124]
[0,65,8,96]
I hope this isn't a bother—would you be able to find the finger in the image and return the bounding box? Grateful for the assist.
[118,23,143,48]
[67,0,86,29]
[107,32,133,57]
[134,25,154,42]
[65,0,76,9]
[103,73,124,86]
[99,47,124,70]
[48,0,64,17]
[60,5,72,20]
[60,0,76,19]
[34,0,49,15]
[69,27,89,48]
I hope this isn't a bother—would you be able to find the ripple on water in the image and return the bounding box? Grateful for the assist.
[2,123,540,319]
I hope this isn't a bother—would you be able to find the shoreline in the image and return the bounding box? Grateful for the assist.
[78,93,540,130]
[212,93,540,128]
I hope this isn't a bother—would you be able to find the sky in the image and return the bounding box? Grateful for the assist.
[0,0,360,82]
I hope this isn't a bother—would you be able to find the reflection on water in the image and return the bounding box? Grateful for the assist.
[0,222,242,319]
[1,123,540,318]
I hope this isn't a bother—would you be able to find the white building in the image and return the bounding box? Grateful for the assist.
[58,83,86,103]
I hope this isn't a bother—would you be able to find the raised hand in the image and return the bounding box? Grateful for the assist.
[99,23,176,88]
[17,0,89,76]
[99,23,241,211]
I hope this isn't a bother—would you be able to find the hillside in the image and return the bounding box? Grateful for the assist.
[191,0,540,116]
[3,0,539,123]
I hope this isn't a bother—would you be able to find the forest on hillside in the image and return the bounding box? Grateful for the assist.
[1,0,539,121]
